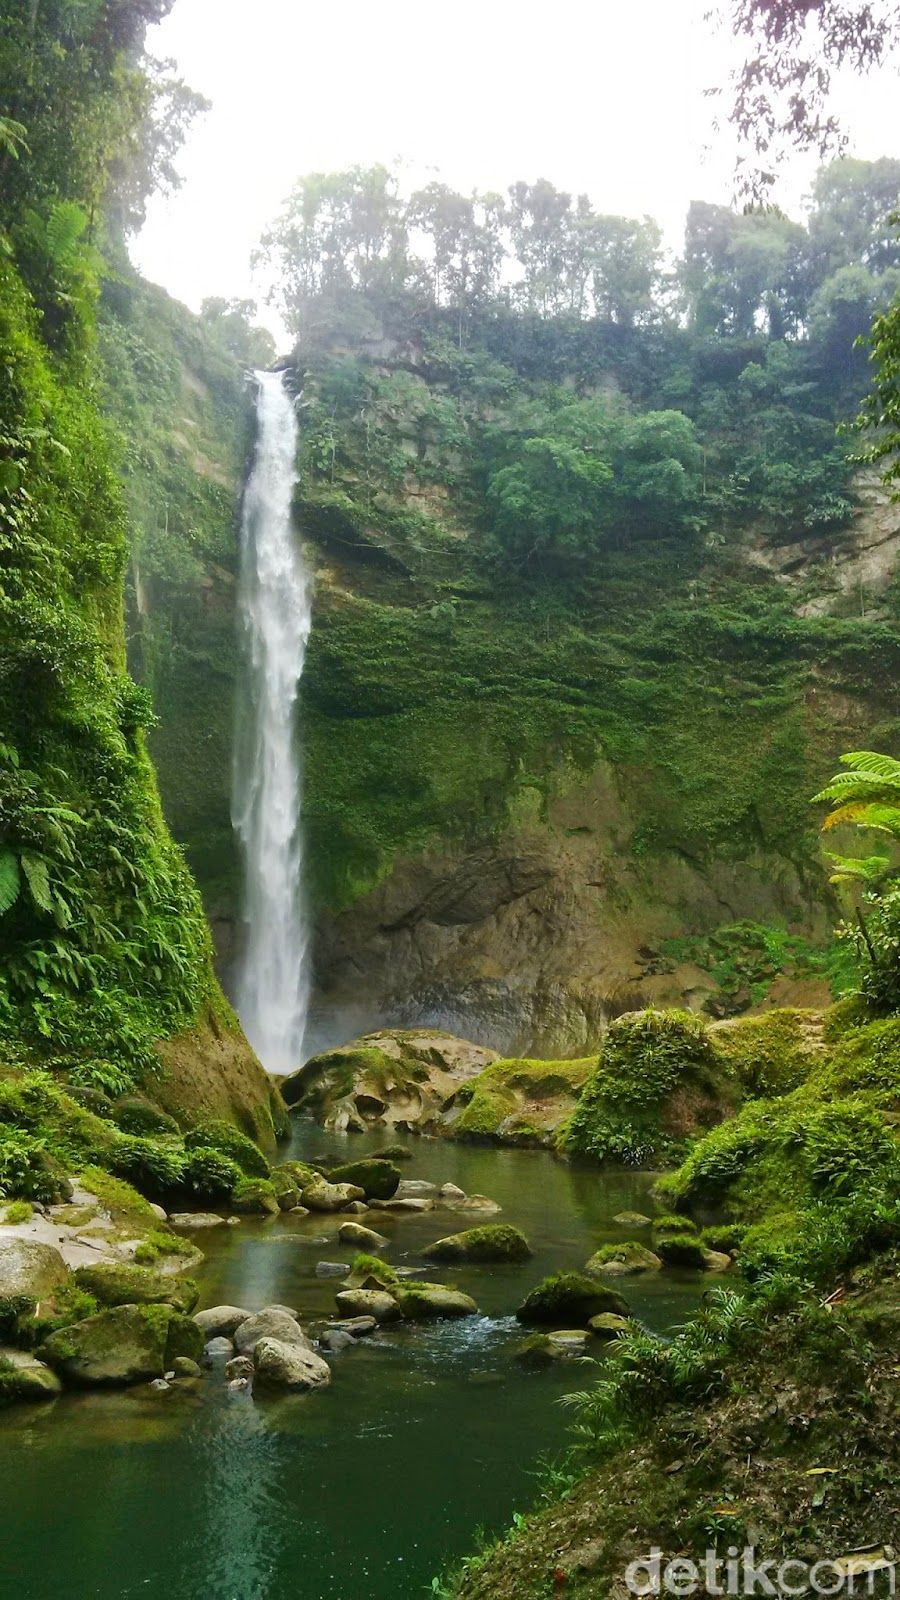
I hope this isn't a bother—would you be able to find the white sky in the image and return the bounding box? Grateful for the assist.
[132,0,900,347]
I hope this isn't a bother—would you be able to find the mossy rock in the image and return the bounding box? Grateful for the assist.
[711,1008,820,1098]
[67,1087,114,1120]
[370,1143,413,1162]
[231,1178,279,1215]
[111,1097,180,1137]
[516,1273,629,1326]
[269,1167,301,1210]
[347,1252,399,1289]
[0,1351,62,1403]
[588,1312,631,1340]
[164,1312,204,1365]
[584,1242,661,1277]
[40,1304,185,1386]
[0,1239,71,1330]
[422,1225,532,1263]
[326,1159,400,1200]
[184,1120,271,1178]
[514,1329,589,1365]
[73,1263,199,1315]
[655,1234,708,1269]
[651,1214,698,1240]
[393,1283,478,1319]
[276,1160,319,1190]
[566,1009,738,1167]
[700,1223,746,1254]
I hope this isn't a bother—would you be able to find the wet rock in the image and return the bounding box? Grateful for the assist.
[301,1178,366,1213]
[588,1313,631,1341]
[338,1221,387,1250]
[0,1238,70,1318]
[438,1183,467,1202]
[253,1337,331,1391]
[343,1201,368,1215]
[394,1284,478,1320]
[516,1273,629,1327]
[334,1288,402,1323]
[326,1160,401,1200]
[225,1355,255,1381]
[515,1329,588,1365]
[371,1197,433,1214]
[315,1261,350,1279]
[41,1305,196,1387]
[74,1263,199,1314]
[172,1356,202,1378]
[320,1328,354,1353]
[584,1243,661,1278]
[168,1213,225,1230]
[613,1211,652,1228]
[233,1309,313,1355]
[330,1316,378,1337]
[0,1349,62,1402]
[203,1337,235,1362]
[148,1378,171,1393]
[193,1305,252,1339]
[703,1249,733,1272]
[423,1225,531,1264]
[441,1193,500,1214]
[149,1204,168,1223]
[287,1205,310,1216]
[395,1179,437,1199]
[228,1376,251,1395]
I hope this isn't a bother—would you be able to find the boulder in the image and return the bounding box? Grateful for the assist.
[326,1160,401,1200]
[438,1183,467,1202]
[702,1249,733,1273]
[334,1288,401,1323]
[423,1225,531,1264]
[172,1356,202,1379]
[225,1355,255,1381]
[584,1243,661,1278]
[233,1309,313,1355]
[442,1193,500,1214]
[394,1284,478,1319]
[588,1313,631,1341]
[0,1239,70,1319]
[301,1178,365,1213]
[253,1337,331,1391]
[655,1234,707,1269]
[0,1349,62,1402]
[395,1179,437,1199]
[612,1211,652,1228]
[193,1305,252,1340]
[231,1179,279,1216]
[516,1273,629,1327]
[514,1330,588,1365]
[315,1262,350,1279]
[41,1304,200,1386]
[320,1327,354,1353]
[338,1221,387,1250]
[203,1336,235,1361]
[73,1263,199,1314]
[371,1197,433,1214]
[343,1201,368,1215]
[330,1316,377,1337]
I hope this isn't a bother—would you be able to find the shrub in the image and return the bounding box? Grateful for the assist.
[183,1120,270,1178]
[231,1177,279,1215]
[109,1136,186,1202]
[112,1097,180,1137]
[567,1009,735,1166]
[181,1146,241,1202]
[0,1129,64,1204]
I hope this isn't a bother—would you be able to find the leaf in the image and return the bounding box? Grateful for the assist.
[20,853,53,915]
[0,851,20,916]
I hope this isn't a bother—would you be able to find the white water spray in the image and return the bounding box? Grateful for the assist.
[232,370,311,1073]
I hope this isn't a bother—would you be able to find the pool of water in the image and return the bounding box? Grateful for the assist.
[0,1127,707,1600]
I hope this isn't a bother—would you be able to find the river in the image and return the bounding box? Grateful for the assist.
[0,1126,707,1600]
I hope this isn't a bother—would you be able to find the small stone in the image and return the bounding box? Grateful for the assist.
[703,1249,733,1272]
[371,1197,433,1213]
[253,1337,331,1391]
[148,1378,171,1392]
[334,1289,401,1323]
[344,1201,368,1215]
[225,1355,255,1381]
[395,1179,437,1198]
[315,1262,350,1279]
[168,1213,225,1230]
[588,1313,631,1341]
[288,1205,310,1216]
[338,1221,387,1250]
[172,1357,202,1379]
[149,1203,168,1223]
[194,1306,252,1339]
[438,1183,467,1202]
[226,1217,241,1227]
[203,1337,235,1362]
[228,1376,251,1395]
[330,1316,377,1337]
[320,1328,354,1353]
[612,1211,652,1228]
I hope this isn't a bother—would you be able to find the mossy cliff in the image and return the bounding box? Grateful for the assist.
[125,293,900,1053]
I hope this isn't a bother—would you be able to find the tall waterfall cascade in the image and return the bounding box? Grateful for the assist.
[232,369,311,1073]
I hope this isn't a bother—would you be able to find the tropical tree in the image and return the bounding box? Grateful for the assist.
[814,751,900,1009]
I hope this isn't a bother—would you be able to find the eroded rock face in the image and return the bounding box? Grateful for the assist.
[281,1029,498,1134]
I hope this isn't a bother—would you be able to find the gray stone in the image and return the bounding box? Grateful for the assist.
[0,1238,70,1311]
[612,1211,652,1228]
[438,1183,467,1202]
[149,1203,168,1223]
[338,1221,387,1250]
[148,1378,171,1393]
[233,1309,313,1355]
[228,1376,251,1395]
[172,1356,202,1378]
[225,1355,255,1381]
[193,1305,252,1339]
[203,1336,235,1362]
[168,1213,225,1230]
[320,1328,354,1352]
[344,1201,369,1214]
[372,1197,433,1214]
[395,1179,437,1198]
[394,1284,479,1319]
[253,1337,331,1391]
[301,1178,365,1213]
[334,1288,401,1323]
[330,1316,377,1337]
[314,1261,350,1279]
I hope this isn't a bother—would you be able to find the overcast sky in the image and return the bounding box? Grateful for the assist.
[132,0,900,346]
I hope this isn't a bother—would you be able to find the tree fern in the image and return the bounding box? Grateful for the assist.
[0,851,20,916]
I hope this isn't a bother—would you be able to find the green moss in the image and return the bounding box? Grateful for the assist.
[453,1057,594,1144]
[349,1252,400,1287]
[183,1120,271,1177]
[654,1234,708,1269]
[712,1008,819,1097]
[326,1158,400,1199]
[699,1223,747,1253]
[423,1225,532,1263]
[584,1242,660,1274]
[72,1263,199,1314]
[231,1177,279,1215]
[111,1097,180,1136]
[515,1273,629,1327]
[3,1200,33,1225]
[567,1010,738,1167]
[163,1312,204,1366]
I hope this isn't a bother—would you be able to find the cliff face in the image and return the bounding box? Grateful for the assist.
[121,309,900,1057]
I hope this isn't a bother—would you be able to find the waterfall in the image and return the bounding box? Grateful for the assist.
[232,369,311,1073]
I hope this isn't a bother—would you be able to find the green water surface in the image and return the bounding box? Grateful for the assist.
[1,1127,707,1600]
